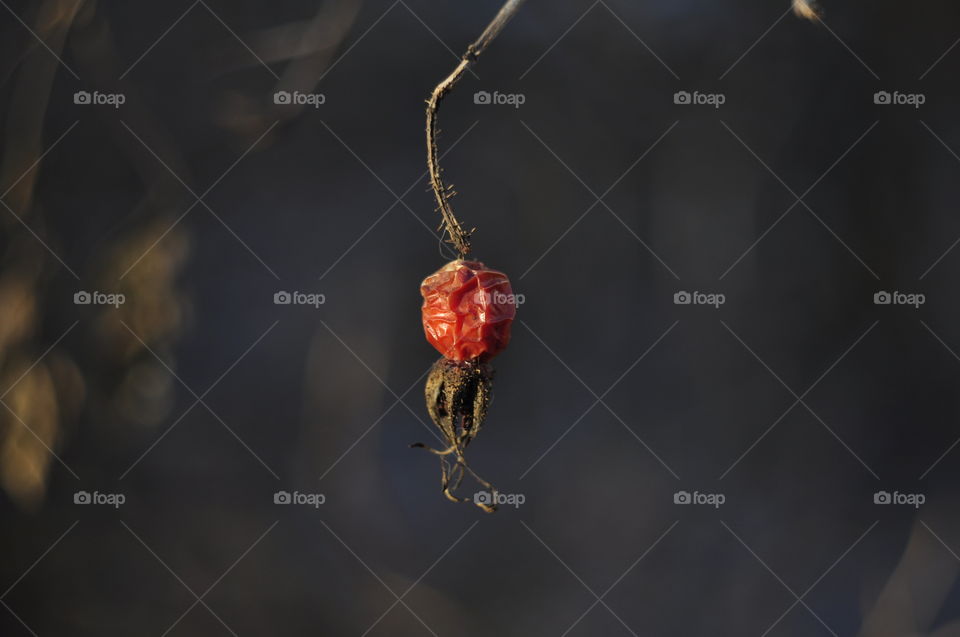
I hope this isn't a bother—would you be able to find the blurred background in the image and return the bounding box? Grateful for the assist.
[2,0,960,634]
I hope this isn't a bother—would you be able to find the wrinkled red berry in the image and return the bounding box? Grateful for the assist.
[421,260,517,362]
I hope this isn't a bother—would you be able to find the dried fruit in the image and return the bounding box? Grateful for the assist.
[420,260,517,362]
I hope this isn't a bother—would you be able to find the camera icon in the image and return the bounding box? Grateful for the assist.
[474,91,491,105]
[874,490,891,504]
[674,91,691,105]
[74,490,91,504]
[274,291,292,305]
[673,291,692,305]
[74,291,92,304]
[472,290,493,305]
[474,491,493,505]
[73,91,91,105]
[274,91,292,105]
[274,490,291,504]
[874,91,891,105]
[873,291,892,305]
[673,490,691,504]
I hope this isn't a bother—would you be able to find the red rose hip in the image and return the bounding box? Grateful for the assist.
[421,260,517,362]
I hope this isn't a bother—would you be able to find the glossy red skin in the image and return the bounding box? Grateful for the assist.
[421,260,517,362]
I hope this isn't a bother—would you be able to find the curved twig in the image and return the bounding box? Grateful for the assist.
[426,0,526,257]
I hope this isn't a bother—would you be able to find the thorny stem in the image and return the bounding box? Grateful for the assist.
[426,0,526,257]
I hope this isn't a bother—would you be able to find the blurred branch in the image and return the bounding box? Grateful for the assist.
[67,6,190,428]
[0,0,86,509]
[211,0,362,132]
[1,0,84,213]
[858,517,960,636]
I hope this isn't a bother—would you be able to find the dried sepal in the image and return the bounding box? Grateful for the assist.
[414,357,498,512]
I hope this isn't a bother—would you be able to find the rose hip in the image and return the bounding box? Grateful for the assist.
[420,260,516,362]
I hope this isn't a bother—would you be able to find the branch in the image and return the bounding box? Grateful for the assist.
[426,0,526,257]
